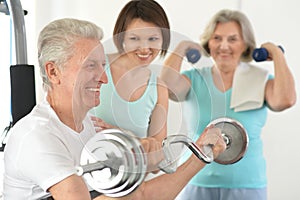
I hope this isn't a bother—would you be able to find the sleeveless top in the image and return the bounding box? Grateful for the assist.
[91,62,158,138]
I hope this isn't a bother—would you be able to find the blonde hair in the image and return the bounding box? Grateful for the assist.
[201,9,256,62]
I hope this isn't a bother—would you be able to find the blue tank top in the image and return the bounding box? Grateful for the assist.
[181,66,268,188]
[91,62,158,138]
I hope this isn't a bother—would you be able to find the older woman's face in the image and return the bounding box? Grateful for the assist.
[208,21,246,69]
[122,18,163,66]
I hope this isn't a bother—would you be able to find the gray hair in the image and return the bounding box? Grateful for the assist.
[200,9,256,62]
[37,18,104,91]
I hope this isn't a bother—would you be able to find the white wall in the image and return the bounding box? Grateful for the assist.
[19,0,300,199]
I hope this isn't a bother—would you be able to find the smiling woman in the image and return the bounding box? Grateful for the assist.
[90,0,170,165]
[160,9,296,200]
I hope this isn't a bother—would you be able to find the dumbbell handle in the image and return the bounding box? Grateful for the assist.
[76,153,124,176]
[159,134,213,174]
[252,45,284,62]
[76,161,105,176]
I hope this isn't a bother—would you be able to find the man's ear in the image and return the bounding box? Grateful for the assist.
[45,61,60,84]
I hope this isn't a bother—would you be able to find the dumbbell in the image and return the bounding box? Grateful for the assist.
[76,129,147,198]
[77,118,248,197]
[186,48,201,64]
[77,129,213,197]
[187,46,285,63]
[206,117,249,164]
[159,117,248,169]
[252,45,284,62]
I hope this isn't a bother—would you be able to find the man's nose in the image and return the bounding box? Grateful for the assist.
[98,67,108,84]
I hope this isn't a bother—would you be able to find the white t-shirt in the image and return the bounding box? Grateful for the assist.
[3,99,96,199]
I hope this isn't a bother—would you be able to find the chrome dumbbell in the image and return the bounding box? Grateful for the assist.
[159,117,249,172]
[207,117,248,164]
[77,129,214,197]
[77,129,147,198]
[77,118,248,197]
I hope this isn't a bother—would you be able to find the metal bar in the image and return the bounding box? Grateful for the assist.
[76,156,124,176]
[6,0,27,64]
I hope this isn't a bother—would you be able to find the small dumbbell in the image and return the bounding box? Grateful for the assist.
[252,45,284,62]
[186,48,201,64]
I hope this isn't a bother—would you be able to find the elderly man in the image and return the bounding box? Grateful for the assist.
[3,18,225,200]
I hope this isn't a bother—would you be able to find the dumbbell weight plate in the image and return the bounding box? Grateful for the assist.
[208,118,248,165]
[80,135,130,194]
[111,131,147,182]
[103,131,147,197]
[80,129,147,197]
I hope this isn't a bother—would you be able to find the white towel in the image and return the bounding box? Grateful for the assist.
[230,63,269,112]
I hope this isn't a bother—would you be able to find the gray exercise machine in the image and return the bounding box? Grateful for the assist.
[0,0,36,150]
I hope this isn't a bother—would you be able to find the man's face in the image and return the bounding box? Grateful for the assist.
[61,39,108,114]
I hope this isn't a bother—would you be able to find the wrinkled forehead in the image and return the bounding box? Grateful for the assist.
[79,43,105,65]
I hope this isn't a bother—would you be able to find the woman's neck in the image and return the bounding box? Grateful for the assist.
[212,65,236,92]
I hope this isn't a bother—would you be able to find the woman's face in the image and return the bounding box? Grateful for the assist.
[208,21,246,69]
[123,18,163,66]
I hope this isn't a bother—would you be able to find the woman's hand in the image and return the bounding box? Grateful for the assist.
[260,42,284,61]
[173,40,203,57]
[90,116,117,132]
